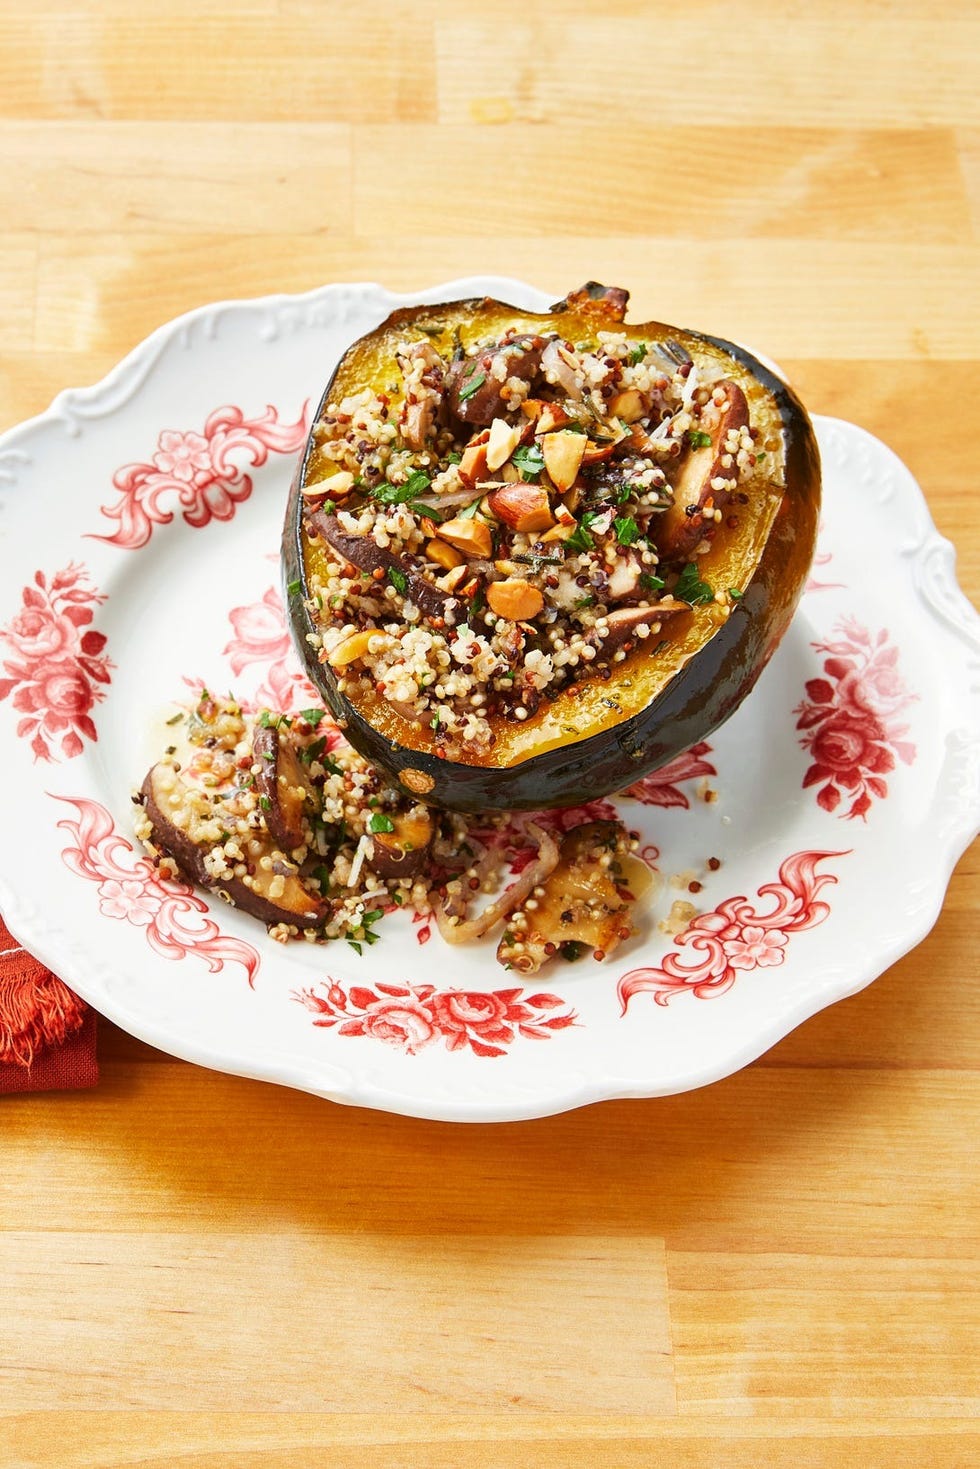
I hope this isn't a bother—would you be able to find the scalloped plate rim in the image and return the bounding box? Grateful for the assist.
[0,276,977,1122]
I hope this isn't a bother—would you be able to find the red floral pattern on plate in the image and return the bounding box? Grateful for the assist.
[294,980,576,1057]
[618,850,846,1010]
[794,618,916,819]
[93,403,309,549]
[56,796,260,984]
[0,563,114,762]
[223,583,323,713]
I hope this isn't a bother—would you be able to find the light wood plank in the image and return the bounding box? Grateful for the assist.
[2,1068,977,1254]
[0,8,436,121]
[0,1232,673,1412]
[0,233,36,351]
[29,233,980,361]
[0,123,352,235]
[354,126,970,242]
[1,1412,977,1469]
[435,8,980,128]
[670,1254,980,1416]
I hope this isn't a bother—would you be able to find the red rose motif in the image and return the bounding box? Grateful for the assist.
[1,565,113,761]
[806,711,894,789]
[294,981,577,1057]
[22,658,96,723]
[429,990,514,1044]
[361,997,437,1054]
[225,586,291,675]
[5,606,71,661]
[794,621,915,820]
[836,658,908,720]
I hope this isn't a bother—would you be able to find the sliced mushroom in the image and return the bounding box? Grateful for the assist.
[307,510,461,624]
[656,381,749,561]
[253,722,315,853]
[140,763,326,930]
[368,807,435,878]
[597,598,689,655]
[447,336,543,426]
[497,820,636,973]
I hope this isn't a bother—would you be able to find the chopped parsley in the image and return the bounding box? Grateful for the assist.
[369,812,396,834]
[674,562,715,605]
[641,572,666,592]
[286,578,302,597]
[566,511,598,553]
[259,710,291,729]
[258,795,271,812]
[446,450,462,464]
[628,342,648,366]
[688,429,712,450]
[388,566,409,594]
[614,515,640,546]
[298,708,326,729]
[728,587,744,601]
[458,371,486,402]
[300,735,327,767]
[512,442,545,481]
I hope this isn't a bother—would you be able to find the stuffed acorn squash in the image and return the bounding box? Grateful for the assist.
[282,284,820,813]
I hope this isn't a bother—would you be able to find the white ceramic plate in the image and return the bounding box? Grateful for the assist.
[0,279,977,1121]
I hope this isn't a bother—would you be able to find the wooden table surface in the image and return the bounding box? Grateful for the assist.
[2,3,978,1465]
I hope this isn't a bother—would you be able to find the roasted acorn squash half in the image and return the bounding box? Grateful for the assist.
[282,284,820,813]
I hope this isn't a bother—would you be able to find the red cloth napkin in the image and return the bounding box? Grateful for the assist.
[0,912,98,1093]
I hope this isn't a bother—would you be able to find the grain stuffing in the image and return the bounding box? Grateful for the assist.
[299,290,767,763]
[136,692,644,974]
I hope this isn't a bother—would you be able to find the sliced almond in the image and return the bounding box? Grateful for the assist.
[539,523,576,543]
[486,416,522,473]
[541,430,587,492]
[608,389,646,423]
[326,628,389,669]
[426,537,465,571]
[486,482,555,534]
[437,516,493,559]
[487,578,544,622]
[303,469,354,500]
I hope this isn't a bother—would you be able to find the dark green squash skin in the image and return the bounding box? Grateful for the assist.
[282,299,820,814]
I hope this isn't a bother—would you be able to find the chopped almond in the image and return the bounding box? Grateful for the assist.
[441,564,470,593]
[487,578,544,621]
[486,416,522,472]
[541,430,587,491]
[535,402,573,434]
[608,389,646,423]
[458,430,491,488]
[437,516,493,559]
[486,482,555,533]
[581,440,619,464]
[426,537,465,571]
